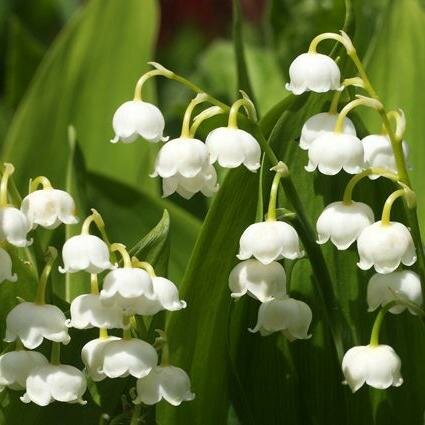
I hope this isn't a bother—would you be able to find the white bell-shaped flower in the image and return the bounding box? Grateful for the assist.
[205,127,261,171]
[111,100,166,143]
[0,350,48,392]
[316,201,374,250]
[229,259,286,302]
[357,221,416,274]
[367,271,423,314]
[101,338,158,379]
[306,132,364,175]
[134,366,195,406]
[21,363,87,406]
[81,336,120,382]
[68,294,124,329]
[0,248,17,283]
[362,134,409,179]
[21,188,78,230]
[59,234,114,274]
[5,302,70,349]
[249,296,312,340]
[286,53,341,95]
[0,206,31,247]
[162,163,218,199]
[237,221,303,264]
[300,112,356,150]
[342,344,403,392]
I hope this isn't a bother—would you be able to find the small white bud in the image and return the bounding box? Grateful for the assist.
[0,248,17,284]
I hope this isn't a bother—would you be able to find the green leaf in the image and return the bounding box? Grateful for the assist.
[2,0,160,194]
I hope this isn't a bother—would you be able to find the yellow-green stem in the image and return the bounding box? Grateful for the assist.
[34,247,57,305]
[90,274,99,295]
[81,209,111,246]
[381,189,406,225]
[266,163,288,221]
[122,315,133,340]
[369,301,398,346]
[228,98,257,128]
[180,93,209,138]
[0,163,15,207]
[29,176,53,193]
[110,243,132,268]
[99,328,108,340]
[329,91,341,114]
[132,257,156,277]
[50,342,61,365]
[308,32,354,54]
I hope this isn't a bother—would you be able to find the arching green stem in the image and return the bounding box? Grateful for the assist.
[266,162,289,221]
[308,31,354,54]
[369,301,398,346]
[29,176,53,193]
[131,257,156,277]
[34,247,58,305]
[190,106,225,138]
[228,96,257,128]
[81,208,111,246]
[381,189,407,226]
[180,93,209,138]
[110,243,132,268]
[0,163,15,207]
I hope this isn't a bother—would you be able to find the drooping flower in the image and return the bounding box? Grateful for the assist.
[111,100,166,144]
[237,221,303,264]
[300,112,356,150]
[0,350,48,392]
[0,248,17,284]
[229,259,286,302]
[68,294,124,329]
[367,271,423,314]
[342,344,403,392]
[21,188,78,230]
[152,137,218,199]
[305,132,365,175]
[286,53,341,95]
[205,127,261,171]
[101,338,158,379]
[81,336,120,382]
[134,366,195,406]
[316,201,374,250]
[249,296,312,340]
[21,364,87,406]
[357,221,416,274]
[59,234,115,274]
[0,206,32,247]
[362,134,409,179]
[5,302,70,349]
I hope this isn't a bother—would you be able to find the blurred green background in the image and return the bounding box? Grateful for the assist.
[1,0,425,424]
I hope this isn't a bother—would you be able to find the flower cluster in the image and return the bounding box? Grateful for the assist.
[287,31,422,392]
[0,164,194,410]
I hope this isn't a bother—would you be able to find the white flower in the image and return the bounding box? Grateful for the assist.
[81,336,120,382]
[101,338,158,379]
[59,234,115,274]
[5,302,70,349]
[367,271,423,314]
[342,344,403,392]
[0,206,31,247]
[205,127,261,171]
[111,100,166,143]
[362,134,409,179]
[237,221,303,264]
[249,296,312,340]
[21,364,87,406]
[21,188,78,230]
[357,221,416,273]
[0,248,17,283]
[286,53,341,95]
[0,350,48,392]
[316,201,374,250]
[134,366,195,406]
[68,294,124,329]
[229,259,286,302]
[306,132,364,175]
[300,112,356,150]
[161,163,218,199]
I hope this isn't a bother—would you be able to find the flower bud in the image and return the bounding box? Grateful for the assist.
[0,248,17,284]
[134,366,195,406]
[237,221,303,264]
[59,234,115,274]
[316,201,374,250]
[0,206,32,247]
[111,100,166,143]
[342,344,403,392]
[0,350,48,392]
[205,127,261,171]
[101,338,158,379]
[21,364,87,405]
[249,296,312,340]
[300,112,356,150]
[367,271,423,314]
[286,53,341,95]
[306,132,364,175]
[5,302,70,349]
[229,259,286,302]
[21,188,78,229]
[357,221,416,273]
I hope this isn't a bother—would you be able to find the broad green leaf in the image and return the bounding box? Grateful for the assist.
[2,0,160,195]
